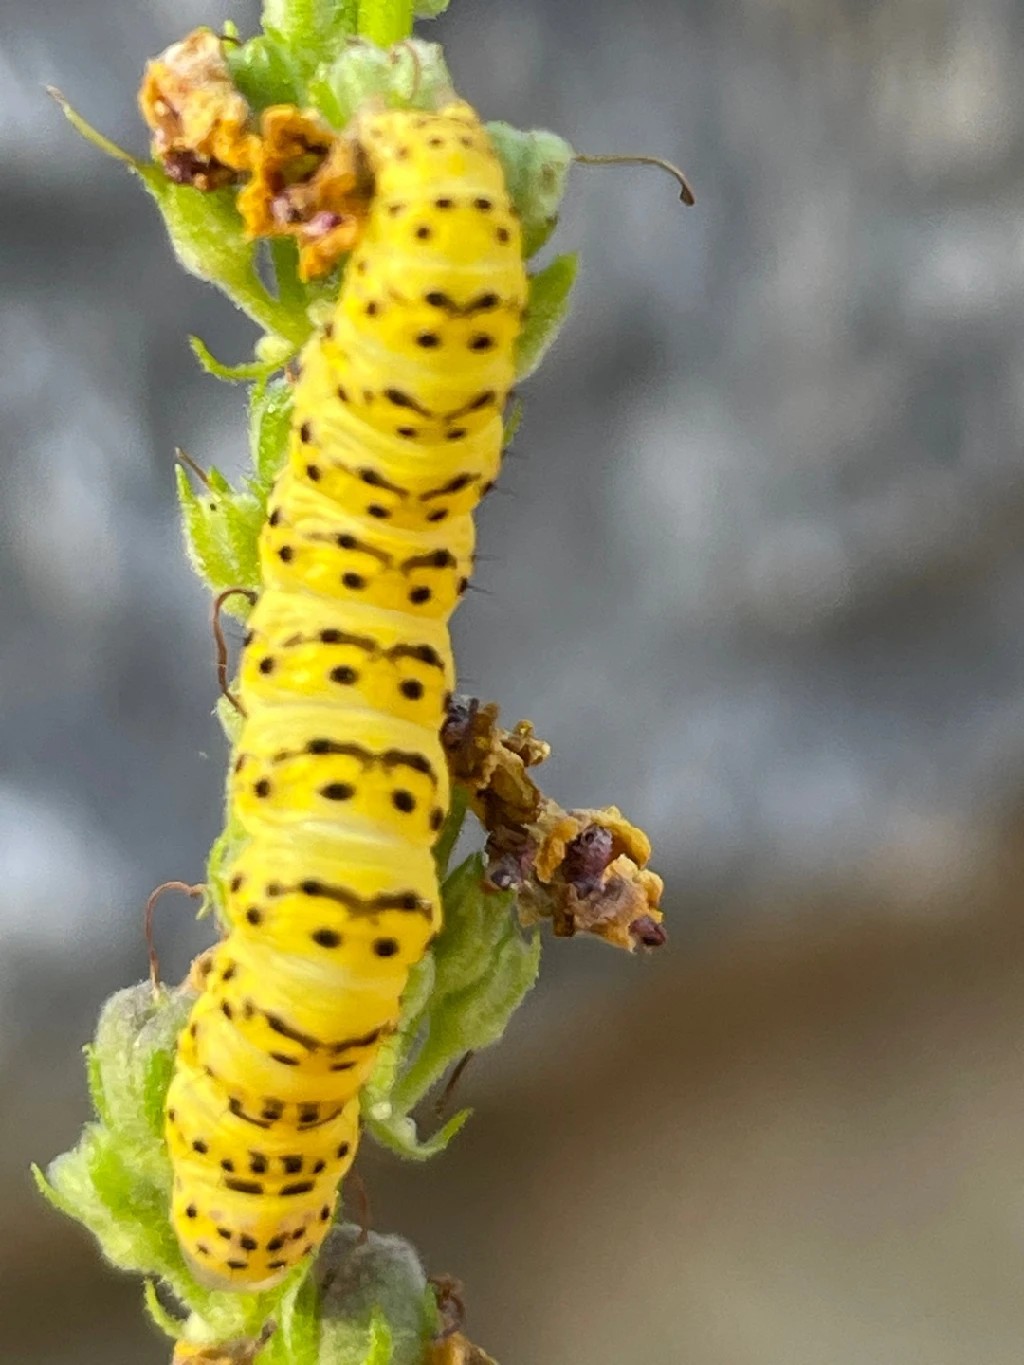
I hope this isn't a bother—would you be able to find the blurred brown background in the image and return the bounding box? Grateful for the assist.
[4,0,1024,1361]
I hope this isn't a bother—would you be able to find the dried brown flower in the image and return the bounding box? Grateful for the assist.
[443,696,665,951]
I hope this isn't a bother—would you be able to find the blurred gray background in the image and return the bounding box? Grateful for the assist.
[5,0,1024,1361]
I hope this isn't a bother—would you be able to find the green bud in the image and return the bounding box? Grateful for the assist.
[316,1226,432,1365]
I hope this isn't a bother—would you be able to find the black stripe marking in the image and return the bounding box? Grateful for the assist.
[265,1012,322,1052]
[420,472,476,501]
[400,549,458,573]
[285,881,431,919]
[281,1180,316,1196]
[386,642,445,669]
[228,1098,272,1129]
[307,530,394,565]
[225,1177,264,1195]
[444,390,498,422]
[297,1104,343,1129]
[269,741,438,786]
[330,1026,385,1054]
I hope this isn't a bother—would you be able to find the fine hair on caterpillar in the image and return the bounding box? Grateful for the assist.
[164,98,528,1291]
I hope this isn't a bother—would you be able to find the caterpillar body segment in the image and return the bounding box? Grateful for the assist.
[165,100,527,1290]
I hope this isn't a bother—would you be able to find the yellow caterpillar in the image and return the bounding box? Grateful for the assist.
[164,99,527,1291]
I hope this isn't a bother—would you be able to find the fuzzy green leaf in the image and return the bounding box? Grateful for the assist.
[516,253,579,379]
[269,238,309,312]
[363,854,540,1156]
[48,87,138,169]
[487,122,574,257]
[413,0,452,15]
[395,856,541,1110]
[40,982,300,1338]
[226,32,304,108]
[142,1279,185,1340]
[262,0,359,77]
[363,1104,470,1161]
[176,463,265,595]
[250,376,295,491]
[269,1271,321,1365]
[84,1044,111,1129]
[431,783,468,874]
[90,984,193,1150]
[308,38,452,125]
[43,1127,175,1278]
[51,92,314,345]
[135,171,311,347]
[363,1315,395,1365]
[207,798,249,929]
[189,336,291,384]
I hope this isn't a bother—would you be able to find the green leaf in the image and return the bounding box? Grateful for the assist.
[32,1159,91,1224]
[363,1104,470,1162]
[399,857,541,1109]
[503,396,524,449]
[357,0,415,46]
[142,1280,185,1340]
[363,855,540,1156]
[432,783,468,875]
[135,171,312,347]
[309,38,452,125]
[516,253,579,379]
[46,1127,174,1276]
[363,1314,395,1365]
[141,1042,178,1140]
[176,463,266,595]
[84,1044,110,1129]
[272,1271,321,1365]
[250,376,296,490]
[413,0,452,15]
[190,335,293,384]
[48,87,139,169]
[207,801,249,929]
[269,238,309,312]
[90,984,192,1148]
[487,122,575,257]
[263,0,360,76]
[226,33,304,108]
[51,91,318,351]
